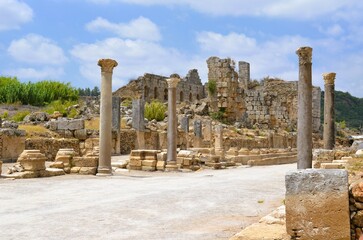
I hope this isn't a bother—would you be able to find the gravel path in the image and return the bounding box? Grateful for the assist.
[0,159,295,240]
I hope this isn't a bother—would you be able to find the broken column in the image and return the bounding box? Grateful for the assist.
[323,72,336,150]
[285,169,350,239]
[181,115,189,149]
[296,47,313,169]
[215,125,225,159]
[97,58,118,176]
[132,98,145,149]
[112,96,121,154]
[166,74,180,171]
[193,120,203,148]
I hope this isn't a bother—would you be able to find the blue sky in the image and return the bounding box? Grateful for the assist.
[1,0,363,97]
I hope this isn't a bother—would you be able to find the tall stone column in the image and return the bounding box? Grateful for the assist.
[166,74,180,168]
[323,72,336,150]
[296,47,313,169]
[97,59,118,176]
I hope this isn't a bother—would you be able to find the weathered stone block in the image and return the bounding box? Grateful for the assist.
[129,159,142,167]
[285,169,350,240]
[74,129,87,140]
[79,167,97,175]
[157,152,167,161]
[70,167,81,174]
[156,160,165,170]
[141,166,156,171]
[142,160,156,167]
[57,119,85,131]
[71,156,98,167]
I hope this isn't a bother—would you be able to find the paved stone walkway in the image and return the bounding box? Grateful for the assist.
[0,158,295,240]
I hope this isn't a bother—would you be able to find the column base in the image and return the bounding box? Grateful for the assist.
[96,167,113,176]
[165,161,179,172]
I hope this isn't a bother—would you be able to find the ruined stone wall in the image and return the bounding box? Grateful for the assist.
[0,129,26,162]
[113,69,205,103]
[207,57,244,122]
[206,57,321,132]
[243,80,321,131]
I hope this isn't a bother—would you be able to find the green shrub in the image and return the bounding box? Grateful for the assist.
[12,111,30,122]
[44,100,78,117]
[145,100,166,121]
[121,98,132,108]
[1,110,9,119]
[207,79,217,96]
[0,76,79,106]
[68,108,78,119]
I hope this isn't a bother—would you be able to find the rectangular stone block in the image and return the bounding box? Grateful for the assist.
[156,161,165,171]
[142,160,156,167]
[129,159,142,167]
[72,157,98,167]
[285,169,350,240]
[157,152,167,161]
[176,157,184,165]
[141,166,156,171]
[57,119,85,131]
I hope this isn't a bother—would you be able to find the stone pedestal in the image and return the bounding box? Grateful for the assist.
[285,169,350,239]
[166,75,180,167]
[97,59,118,176]
[296,47,313,169]
[17,150,46,171]
[323,72,336,150]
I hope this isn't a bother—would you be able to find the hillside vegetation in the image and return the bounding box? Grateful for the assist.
[321,90,363,129]
[0,76,78,106]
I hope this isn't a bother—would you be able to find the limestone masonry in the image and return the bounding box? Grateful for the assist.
[114,56,321,132]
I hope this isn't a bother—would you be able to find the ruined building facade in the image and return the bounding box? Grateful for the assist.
[207,56,321,132]
[113,69,205,103]
[114,57,321,132]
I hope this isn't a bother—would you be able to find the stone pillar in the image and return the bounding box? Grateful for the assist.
[215,125,225,159]
[323,72,336,150]
[132,98,145,149]
[112,96,121,154]
[193,120,203,148]
[166,74,180,167]
[296,47,313,169]
[97,58,118,176]
[181,116,189,149]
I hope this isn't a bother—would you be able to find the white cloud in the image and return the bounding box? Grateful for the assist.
[70,37,194,87]
[8,34,68,65]
[4,67,65,80]
[88,0,355,20]
[86,16,161,41]
[318,24,344,36]
[197,31,310,80]
[0,0,33,31]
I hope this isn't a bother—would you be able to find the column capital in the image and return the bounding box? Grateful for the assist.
[98,59,118,73]
[296,46,312,65]
[166,74,181,88]
[322,72,336,85]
